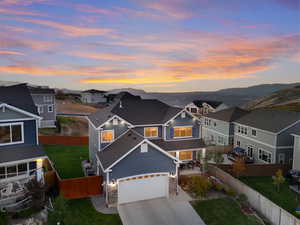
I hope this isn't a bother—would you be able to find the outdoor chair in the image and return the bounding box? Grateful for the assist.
[0,183,13,197]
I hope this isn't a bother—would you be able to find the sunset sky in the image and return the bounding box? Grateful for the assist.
[0,0,299,92]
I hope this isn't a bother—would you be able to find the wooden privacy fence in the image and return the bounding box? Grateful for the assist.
[39,136,88,146]
[208,165,300,225]
[59,176,103,199]
[215,163,291,177]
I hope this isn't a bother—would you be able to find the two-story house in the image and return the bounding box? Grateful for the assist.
[185,100,229,116]
[201,107,249,146]
[81,89,107,104]
[88,95,205,206]
[234,110,300,164]
[29,86,56,128]
[0,84,47,186]
[292,132,300,171]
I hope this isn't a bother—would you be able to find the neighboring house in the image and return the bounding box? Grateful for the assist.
[185,100,229,115]
[292,132,300,170]
[29,86,56,128]
[234,110,300,164]
[202,107,249,146]
[88,95,204,206]
[81,89,106,104]
[0,84,47,185]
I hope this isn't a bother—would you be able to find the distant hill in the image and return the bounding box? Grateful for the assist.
[1,80,299,108]
[244,85,300,111]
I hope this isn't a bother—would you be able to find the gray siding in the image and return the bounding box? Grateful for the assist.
[88,122,99,170]
[0,107,31,120]
[202,117,231,145]
[276,148,293,164]
[293,136,300,170]
[234,123,276,147]
[100,118,129,149]
[0,119,38,148]
[165,112,200,140]
[31,94,56,121]
[277,122,300,147]
[109,144,176,180]
[133,126,163,139]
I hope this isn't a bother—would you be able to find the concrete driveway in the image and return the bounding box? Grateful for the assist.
[118,197,206,225]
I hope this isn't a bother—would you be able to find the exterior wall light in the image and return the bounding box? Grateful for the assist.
[170,172,176,178]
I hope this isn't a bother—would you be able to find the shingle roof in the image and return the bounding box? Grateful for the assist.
[204,107,249,122]
[234,109,300,133]
[0,84,39,115]
[29,86,55,94]
[193,100,223,108]
[151,139,206,152]
[88,95,182,127]
[0,145,46,164]
[97,130,144,170]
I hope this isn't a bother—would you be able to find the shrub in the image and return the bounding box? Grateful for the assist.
[0,211,8,225]
[214,182,224,192]
[224,186,237,197]
[237,194,248,204]
[189,176,212,198]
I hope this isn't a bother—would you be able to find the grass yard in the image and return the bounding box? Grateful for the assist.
[44,145,88,179]
[240,176,300,217]
[192,198,262,225]
[64,198,122,225]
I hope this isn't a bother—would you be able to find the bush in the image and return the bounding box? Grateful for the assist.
[237,194,248,204]
[224,186,237,197]
[213,182,224,192]
[190,176,212,198]
[0,211,8,225]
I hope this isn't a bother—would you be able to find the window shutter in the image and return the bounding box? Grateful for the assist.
[170,128,174,138]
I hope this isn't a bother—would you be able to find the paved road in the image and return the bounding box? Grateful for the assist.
[118,198,206,225]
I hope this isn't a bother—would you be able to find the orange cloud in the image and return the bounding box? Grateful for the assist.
[0,51,25,56]
[70,51,138,61]
[17,18,115,38]
[0,7,44,16]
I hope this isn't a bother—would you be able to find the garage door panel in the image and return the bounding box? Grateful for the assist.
[118,175,169,204]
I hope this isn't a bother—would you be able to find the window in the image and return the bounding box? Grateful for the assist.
[179,151,193,161]
[247,146,253,158]
[37,105,43,114]
[218,136,224,144]
[258,149,272,163]
[181,112,186,118]
[0,123,23,145]
[101,130,114,143]
[112,118,118,125]
[214,122,217,127]
[44,96,53,102]
[252,129,257,136]
[238,125,248,135]
[237,140,241,147]
[144,127,158,137]
[0,161,36,180]
[190,108,197,113]
[48,105,54,113]
[141,143,148,153]
[174,126,192,138]
[204,119,211,126]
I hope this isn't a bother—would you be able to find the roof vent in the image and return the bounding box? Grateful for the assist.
[119,101,123,108]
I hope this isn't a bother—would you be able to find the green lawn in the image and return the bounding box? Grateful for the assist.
[192,198,262,225]
[240,176,300,217]
[44,145,89,179]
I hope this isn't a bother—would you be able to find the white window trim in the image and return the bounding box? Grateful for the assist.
[258,148,272,164]
[112,118,118,126]
[251,129,257,137]
[48,105,54,113]
[247,145,254,158]
[36,105,43,114]
[141,143,148,153]
[173,126,193,139]
[144,127,159,138]
[0,122,24,146]
[100,129,114,143]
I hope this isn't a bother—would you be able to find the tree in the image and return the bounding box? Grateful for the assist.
[189,176,212,198]
[272,169,285,192]
[25,179,47,210]
[232,158,246,178]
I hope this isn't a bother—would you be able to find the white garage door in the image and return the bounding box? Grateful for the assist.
[118,174,169,204]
